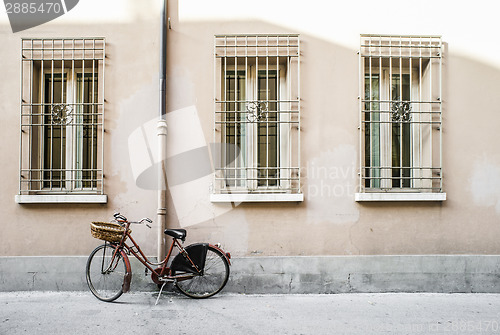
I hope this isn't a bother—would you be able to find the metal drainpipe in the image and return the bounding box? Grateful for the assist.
[157,0,168,262]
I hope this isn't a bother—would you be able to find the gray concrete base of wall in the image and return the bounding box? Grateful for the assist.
[1,255,499,293]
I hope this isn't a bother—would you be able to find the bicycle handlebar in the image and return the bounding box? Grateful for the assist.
[113,213,152,228]
[113,212,127,222]
[139,218,152,229]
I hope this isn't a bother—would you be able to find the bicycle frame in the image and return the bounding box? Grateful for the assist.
[88,214,232,302]
[109,221,203,284]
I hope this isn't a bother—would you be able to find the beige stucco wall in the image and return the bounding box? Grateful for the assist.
[164,0,500,257]
[1,1,500,258]
[0,1,163,256]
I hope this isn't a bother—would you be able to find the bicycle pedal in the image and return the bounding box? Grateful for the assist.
[158,277,174,283]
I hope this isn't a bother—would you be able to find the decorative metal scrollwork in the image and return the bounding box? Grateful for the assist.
[391,101,411,122]
[51,104,73,125]
[246,101,268,123]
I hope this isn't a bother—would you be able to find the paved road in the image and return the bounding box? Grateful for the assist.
[1,292,500,334]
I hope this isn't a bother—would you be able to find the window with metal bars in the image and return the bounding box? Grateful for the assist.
[359,35,443,194]
[19,38,105,196]
[213,35,300,195]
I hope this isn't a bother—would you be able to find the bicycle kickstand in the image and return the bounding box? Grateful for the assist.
[155,281,168,306]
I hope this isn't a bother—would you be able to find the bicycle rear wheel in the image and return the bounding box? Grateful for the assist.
[174,245,230,299]
[86,244,127,302]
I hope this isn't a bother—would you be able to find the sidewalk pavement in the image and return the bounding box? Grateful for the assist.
[1,291,500,335]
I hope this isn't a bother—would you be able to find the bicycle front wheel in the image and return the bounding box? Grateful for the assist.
[86,244,128,302]
[174,245,230,299]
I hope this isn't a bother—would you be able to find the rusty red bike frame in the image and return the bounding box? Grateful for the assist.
[86,213,231,302]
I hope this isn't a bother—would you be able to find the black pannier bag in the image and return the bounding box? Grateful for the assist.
[171,243,209,274]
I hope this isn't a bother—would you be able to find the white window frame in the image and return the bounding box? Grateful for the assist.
[17,38,106,204]
[212,34,302,202]
[39,69,99,192]
[356,34,446,202]
[368,68,421,190]
[221,63,289,191]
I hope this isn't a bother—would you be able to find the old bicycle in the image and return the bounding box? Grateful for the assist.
[86,213,231,302]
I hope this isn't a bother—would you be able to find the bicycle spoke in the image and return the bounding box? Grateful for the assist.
[86,244,127,302]
[175,246,229,298]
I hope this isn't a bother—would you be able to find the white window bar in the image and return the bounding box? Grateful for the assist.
[213,34,300,194]
[19,38,105,195]
[359,34,443,193]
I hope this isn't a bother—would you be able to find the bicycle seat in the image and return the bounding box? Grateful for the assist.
[164,229,187,240]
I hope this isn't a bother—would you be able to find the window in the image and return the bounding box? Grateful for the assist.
[17,38,106,203]
[212,35,302,202]
[357,35,445,201]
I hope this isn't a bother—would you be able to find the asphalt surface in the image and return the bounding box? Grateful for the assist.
[1,291,500,334]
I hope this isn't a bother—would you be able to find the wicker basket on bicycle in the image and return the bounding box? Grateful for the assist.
[90,222,130,243]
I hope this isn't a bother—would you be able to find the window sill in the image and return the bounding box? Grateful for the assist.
[210,193,304,203]
[15,194,108,204]
[355,192,446,202]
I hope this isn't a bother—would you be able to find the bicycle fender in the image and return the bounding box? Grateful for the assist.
[210,244,232,266]
[120,249,132,293]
